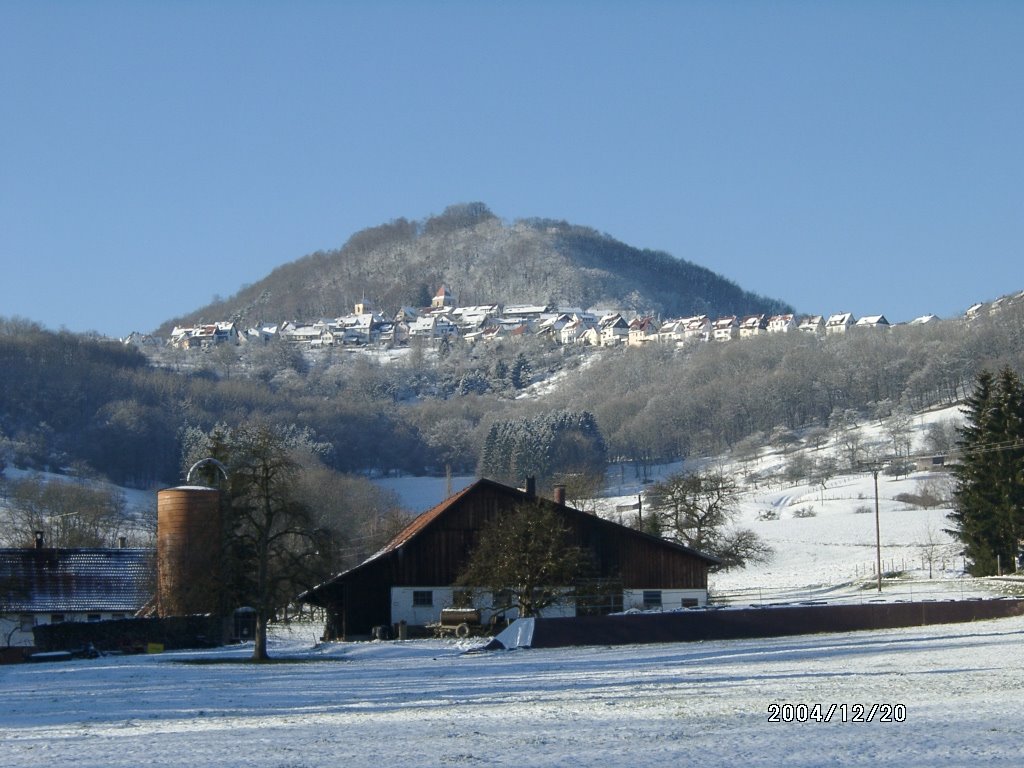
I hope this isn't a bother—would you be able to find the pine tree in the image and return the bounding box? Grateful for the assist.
[949,368,1024,575]
[477,410,607,489]
[510,353,532,390]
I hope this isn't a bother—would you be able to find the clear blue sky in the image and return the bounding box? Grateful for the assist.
[2,1,1021,337]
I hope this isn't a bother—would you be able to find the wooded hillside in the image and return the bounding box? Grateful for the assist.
[4,297,1024,497]
[157,203,791,334]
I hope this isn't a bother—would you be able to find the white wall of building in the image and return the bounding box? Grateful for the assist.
[622,589,707,612]
[390,587,579,628]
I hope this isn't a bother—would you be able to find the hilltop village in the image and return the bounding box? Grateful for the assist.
[125,284,991,353]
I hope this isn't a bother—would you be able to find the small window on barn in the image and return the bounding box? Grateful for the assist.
[681,598,699,608]
[111,613,125,620]
[452,589,473,608]
[642,590,662,609]
[50,613,65,624]
[412,590,433,607]
[493,589,515,611]
[19,614,34,632]
[87,613,102,622]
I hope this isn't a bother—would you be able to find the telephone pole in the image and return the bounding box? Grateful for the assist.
[859,460,887,593]
[872,466,882,593]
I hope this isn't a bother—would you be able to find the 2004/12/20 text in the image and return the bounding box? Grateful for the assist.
[767,703,907,723]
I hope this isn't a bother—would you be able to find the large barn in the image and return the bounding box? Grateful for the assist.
[300,478,719,639]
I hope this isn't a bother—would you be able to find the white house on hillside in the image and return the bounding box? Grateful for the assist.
[599,313,630,346]
[739,315,768,339]
[825,312,856,334]
[409,314,459,340]
[712,316,739,342]
[767,314,797,333]
[855,315,890,330]
[799,315,824,334]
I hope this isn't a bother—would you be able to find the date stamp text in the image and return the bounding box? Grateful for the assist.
[767,703,906,723]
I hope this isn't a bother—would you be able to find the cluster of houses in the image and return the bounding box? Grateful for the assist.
[121,286,1024,355]
[144,285,931,353]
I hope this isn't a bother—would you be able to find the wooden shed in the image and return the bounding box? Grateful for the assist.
[300,478,719,639]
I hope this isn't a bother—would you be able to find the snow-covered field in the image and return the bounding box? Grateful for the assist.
[5,403,1024,765]
[3,616,1023,767]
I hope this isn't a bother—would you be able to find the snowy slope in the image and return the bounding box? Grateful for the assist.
[593,405,1023,604]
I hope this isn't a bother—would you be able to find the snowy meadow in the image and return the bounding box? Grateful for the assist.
[3,617,1023,767]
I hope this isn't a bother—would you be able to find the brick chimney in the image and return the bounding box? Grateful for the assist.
[524,476,536,498]
[553,484,566,505]
[34,531,44,549]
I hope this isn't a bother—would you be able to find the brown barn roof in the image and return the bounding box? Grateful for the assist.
[373,481,484,558]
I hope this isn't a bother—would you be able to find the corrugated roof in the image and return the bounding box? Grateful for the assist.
[0,548,154,613]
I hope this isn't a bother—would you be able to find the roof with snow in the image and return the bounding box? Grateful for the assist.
[0,547,154,613]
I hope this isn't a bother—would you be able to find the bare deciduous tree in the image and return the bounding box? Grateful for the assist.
[0,474,126,548]
[209,422,331,661]
[645,469,773,570]
[457,502,592,618]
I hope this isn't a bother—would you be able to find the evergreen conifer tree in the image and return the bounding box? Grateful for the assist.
[510,352,532,390]
[949,368,1024,575]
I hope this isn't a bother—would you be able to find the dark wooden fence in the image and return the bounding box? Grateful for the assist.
[491,598,1024,649]
[32,615,227,653]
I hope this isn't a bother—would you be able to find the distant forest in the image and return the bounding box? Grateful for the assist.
[158,203,791,335]
[3,298,1023,494]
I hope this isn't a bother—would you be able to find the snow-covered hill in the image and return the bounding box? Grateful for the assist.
[594,404,1023,603]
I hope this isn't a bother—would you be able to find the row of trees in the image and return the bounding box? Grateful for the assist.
[478,409,607,491]
[562,301,1024,469]
[0,472,134,548]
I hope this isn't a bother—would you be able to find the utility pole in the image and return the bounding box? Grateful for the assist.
[873,467,882,593]
[859,460,887,593]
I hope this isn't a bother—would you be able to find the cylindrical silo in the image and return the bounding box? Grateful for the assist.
[156,486,223,617]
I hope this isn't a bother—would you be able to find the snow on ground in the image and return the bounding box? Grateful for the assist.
[3,616,1024,767]
[596,405,1024,604]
